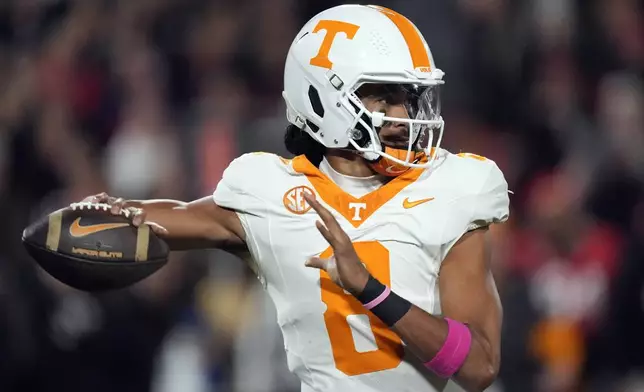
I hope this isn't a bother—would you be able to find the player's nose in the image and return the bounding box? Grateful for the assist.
[384,103,410,129]
[382,103,410,134]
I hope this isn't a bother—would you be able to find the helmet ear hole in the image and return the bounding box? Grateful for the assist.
[308,86,325,117]
[305,120,320,133]
[348,99,374,149]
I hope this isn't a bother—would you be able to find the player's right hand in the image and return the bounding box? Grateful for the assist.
[80,192,168,235]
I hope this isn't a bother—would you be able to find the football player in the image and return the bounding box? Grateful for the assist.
[82,5,509,392]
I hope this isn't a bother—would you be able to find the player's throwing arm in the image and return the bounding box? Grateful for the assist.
[87,192,246,251]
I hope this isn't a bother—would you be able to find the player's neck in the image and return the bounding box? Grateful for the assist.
[324,151,376,178]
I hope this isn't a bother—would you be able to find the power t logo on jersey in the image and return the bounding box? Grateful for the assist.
[348,202,367,221]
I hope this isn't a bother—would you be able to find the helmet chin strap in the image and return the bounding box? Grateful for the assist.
[341,136,424,177]
[361,132,425,177]
[368,147,425,177]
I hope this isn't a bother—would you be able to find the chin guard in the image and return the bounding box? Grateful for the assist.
[368,147,427,177]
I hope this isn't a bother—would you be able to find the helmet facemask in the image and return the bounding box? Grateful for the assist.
[339,75,445,176]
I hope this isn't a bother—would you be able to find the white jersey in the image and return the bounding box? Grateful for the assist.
[213,149,510,392]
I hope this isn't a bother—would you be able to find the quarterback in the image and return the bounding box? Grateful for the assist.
[83,5,509,392]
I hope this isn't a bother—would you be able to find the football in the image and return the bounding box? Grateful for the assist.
[21,202,169,291]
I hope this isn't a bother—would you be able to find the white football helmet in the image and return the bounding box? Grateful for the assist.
[282,4,445,175]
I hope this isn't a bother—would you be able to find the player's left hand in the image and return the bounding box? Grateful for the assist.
[303,192,370,295]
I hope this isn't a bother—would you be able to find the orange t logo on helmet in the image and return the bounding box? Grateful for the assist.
[309,20,360,69]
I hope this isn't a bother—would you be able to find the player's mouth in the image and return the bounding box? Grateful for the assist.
[381,140,409,149]
[379,122,411,146]
[380,133,411,149]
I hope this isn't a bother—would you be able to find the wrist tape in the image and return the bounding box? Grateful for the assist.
[355,275,412,327]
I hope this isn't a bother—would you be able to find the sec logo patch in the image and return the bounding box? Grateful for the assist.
[283,186,315,214]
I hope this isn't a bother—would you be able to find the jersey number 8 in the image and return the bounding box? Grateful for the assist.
[320,241,404,376]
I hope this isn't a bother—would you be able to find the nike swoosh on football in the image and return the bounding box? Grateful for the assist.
[69,218,130,238]
[402,197,435,209]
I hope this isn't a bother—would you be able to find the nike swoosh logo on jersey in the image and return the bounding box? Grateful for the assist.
[402,197,434,209]
[69,218,129,238]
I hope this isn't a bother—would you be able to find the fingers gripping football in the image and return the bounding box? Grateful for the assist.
[79,193,167,235]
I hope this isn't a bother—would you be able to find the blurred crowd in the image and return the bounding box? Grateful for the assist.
[0,0,643,391]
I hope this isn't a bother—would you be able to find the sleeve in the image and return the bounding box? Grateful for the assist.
[467,161,511,231]
[438,161,510,262]
[212,154,263,216]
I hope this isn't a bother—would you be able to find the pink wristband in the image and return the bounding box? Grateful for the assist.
[424,318,472,378]
[363,286,391,310]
